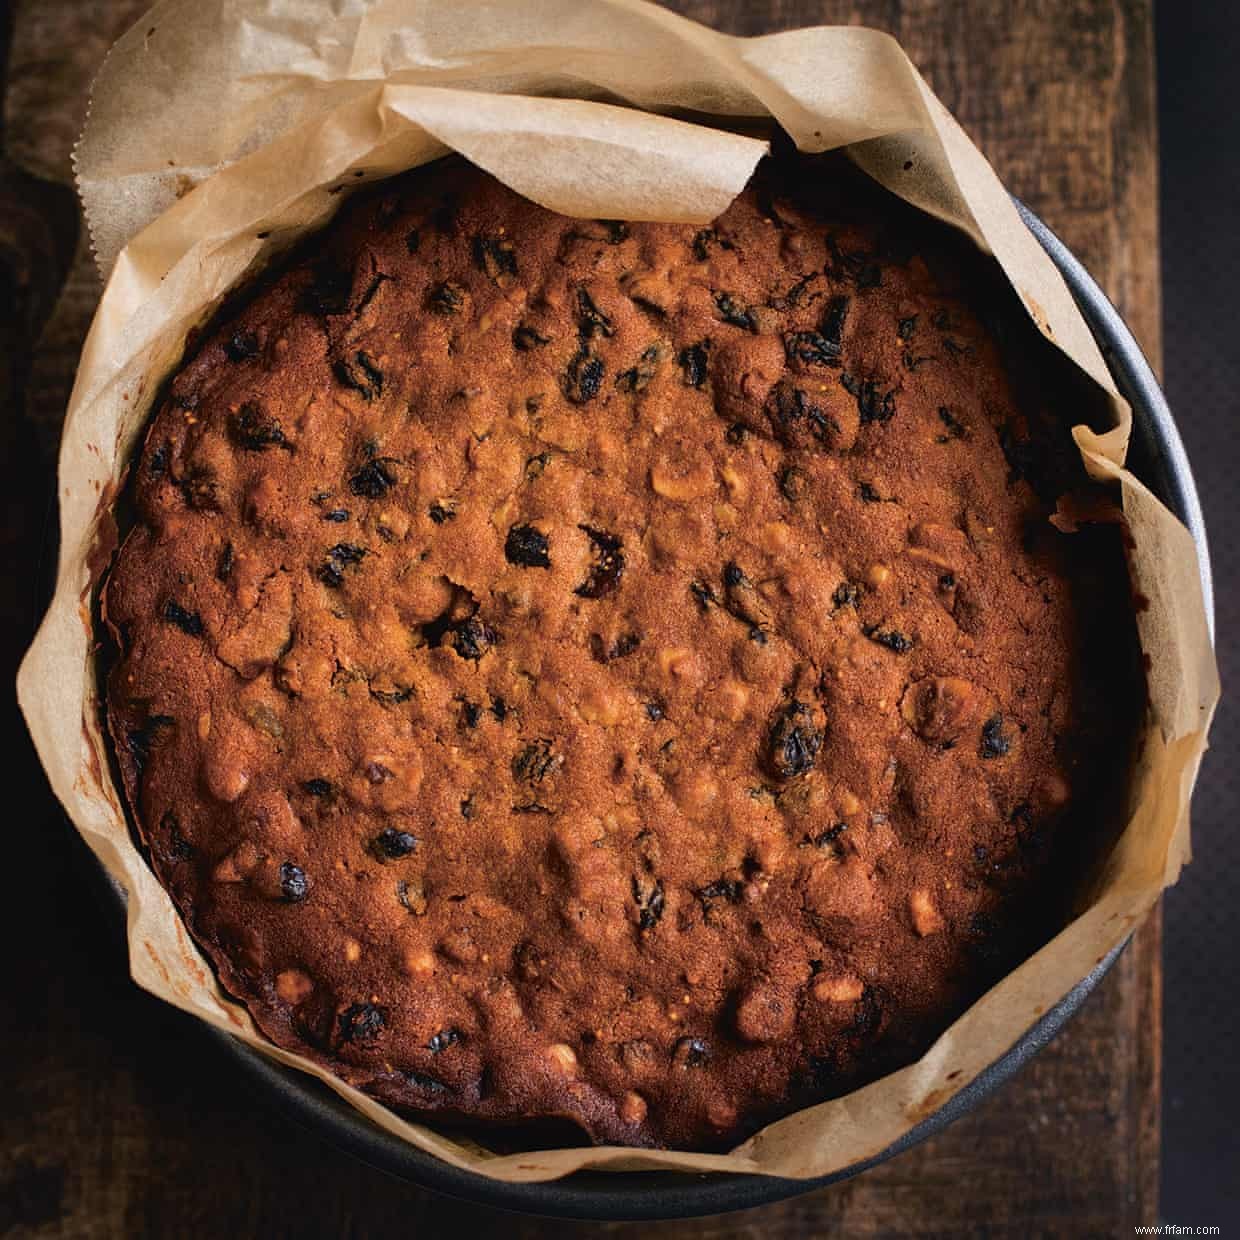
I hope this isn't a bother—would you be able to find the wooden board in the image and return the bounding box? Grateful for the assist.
[0,1,1161,1234]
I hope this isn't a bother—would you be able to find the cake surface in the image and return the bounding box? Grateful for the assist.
[104,152,1141,1150]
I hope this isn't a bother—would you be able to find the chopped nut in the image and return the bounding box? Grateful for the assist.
[276,969,314,1005]
[547,1042,578,1073]
[658,646,697,680]
[866,563,891,588]
[650,459,715,502]
[812,974,864,1003]
[619,1090,648,1125]
[910,888,945,936]
[344,938,362,963]
[900,676,981,744]
[403,947,435,977]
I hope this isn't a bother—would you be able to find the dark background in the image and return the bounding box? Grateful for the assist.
[1155,0,1239,1225]
[1,0,1235,1234]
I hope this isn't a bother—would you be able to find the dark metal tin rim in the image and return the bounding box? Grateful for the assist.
[104,201,1213,1221]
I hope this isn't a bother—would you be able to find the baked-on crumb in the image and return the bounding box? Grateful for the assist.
[104,152,1142,1150]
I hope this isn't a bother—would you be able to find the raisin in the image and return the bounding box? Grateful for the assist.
[428,281,466,314]
[714,291,757,332]
[303,264,352,315]
[832,581,861,609]
[980,713,1012,758]
[323,508,350,523]
[725,422,747,445]
[224,329,260,362]
[405,228,420,253]
[644,701,665,722]
[937,406,967,441]
[229,402,286,451]
[512,801,553,815]
[505,523,551,569]
[317,542,366,588]
[689,579,719,610]
[338,1002,387,1045]
[148,443,169,477]
[427,1028,462,1054]
[513,324,550,351]
[460,795,475,819]
[512,739,561,783]
[366,762,393,784]
[821,294,851,348]
[696,878,742,907]
[589,632,640,663]
[632,874,665,930]
[404,1070,449,1095]
[898,315,919,341]
[460,699,483,729]
[210,540,234,582]
[473,233,517,281]
[679,342,709,388]
[723,562,772,631]
[779,466,808,501]
[563,347,604,404]
[369,684,412,706]
[575,526,624,599]
[809,822,848,850]
[349,459,396,498]
[426,500,456,525]
[826,235,881,287]
[858,481,883,503]
[672,1036,711,1068]
[575,288,614,339]
[161,810,195,860]
[863,624,913,653]
[279,862,309,902]
[162,599,203,636]
[490,697,509,722]
[767,382,835,445]
[127,715,174,773]
[450,617,496,661]
[616,343,665,392]
[785,330,841,368]
[840,372,896,423]
[333,351,384,401]
[691,228,717,260]
[765,701,824,780]
[303,778,334,798]
[374,828,418,859]
[524,452,550,481]
[771,272,820,311]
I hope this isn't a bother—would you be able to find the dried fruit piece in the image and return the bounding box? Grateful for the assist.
[374,828,418,859]
[575,526,624,599]
[512,739,561,783]
[333,351,384,401]
[632,874,665,930]
[714,291,757,332]
[563,347,604,404]
[397,877,428,915]
[696,878,742,909]
[163,600,204,636]
[279,861,309,902]
[616,343,667,392]
[338,1002,387,1045]
[936,406,967,441]
[349,459,396,498]
[505,524,551,569]
[723,562,773,632]
[224,329,260,362]
[428,280,466,314]
[513,324,550,350]
[840,372,897,423]
[473,233,517,281]
[980,713,1012,758]
[784,330,841,369]
[427,1028,462,1053]
[679,343,709,387]
[863,624,913,653]
[764,701,824,780]
[229,402,286,451]
[449,617,497,661]
[317,542,367,588]
[671,1036,711,1068]
[302,778,334,798]
[575,289,614,339]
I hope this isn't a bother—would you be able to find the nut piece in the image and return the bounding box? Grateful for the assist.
[900,676,981,744]
[547,1042,579,1074]
[275,969,314,1005]
[619,1090,648,1126]
[909,888,945,936]
[812,974,864,1003]
[650,459,715,502]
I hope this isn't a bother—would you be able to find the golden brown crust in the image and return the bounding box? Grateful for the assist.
[103,153,1142,1150]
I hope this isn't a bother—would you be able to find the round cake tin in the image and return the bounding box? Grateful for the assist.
[87,199,1211,1221]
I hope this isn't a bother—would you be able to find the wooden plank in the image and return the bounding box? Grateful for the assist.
[0,0,1161,1234]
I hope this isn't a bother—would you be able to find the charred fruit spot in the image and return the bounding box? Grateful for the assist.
[279,861,309,902]
[162,599,203,636]
[505,524,551,569]
[229,402,286,451]
[575,526,624,599]
[333,351,384,401]
[338,1002,387,1045]
[765,701,824,780]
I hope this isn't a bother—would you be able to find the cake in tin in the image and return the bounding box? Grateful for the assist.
[103,151,1142,1150]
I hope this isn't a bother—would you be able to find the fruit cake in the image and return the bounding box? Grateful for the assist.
[103,150,1142,1150]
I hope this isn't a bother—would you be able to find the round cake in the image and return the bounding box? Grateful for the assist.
[103,151,1142,1150]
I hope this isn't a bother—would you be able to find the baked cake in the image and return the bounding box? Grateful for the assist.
[103,151,1142,1150]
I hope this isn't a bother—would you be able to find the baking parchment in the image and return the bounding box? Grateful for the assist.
[17,0,1219,1181]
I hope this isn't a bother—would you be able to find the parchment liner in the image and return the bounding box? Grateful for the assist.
[18,0,1218,1182]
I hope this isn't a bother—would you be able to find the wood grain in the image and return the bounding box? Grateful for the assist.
[0,1,1161,1234]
